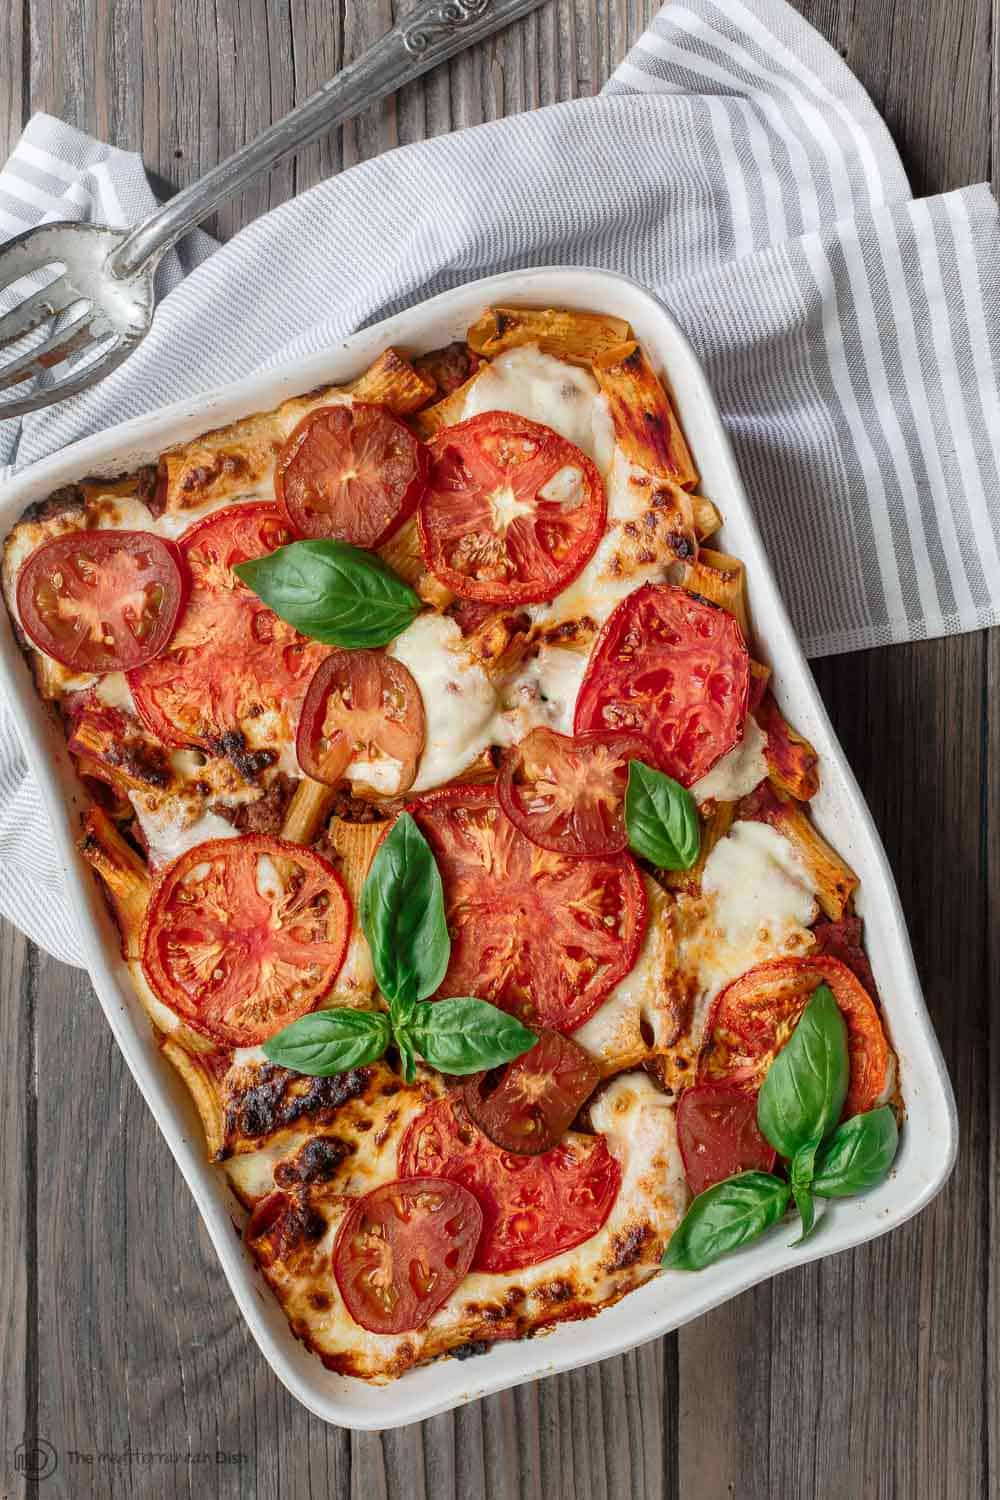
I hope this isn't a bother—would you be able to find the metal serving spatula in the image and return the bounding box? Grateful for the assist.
[0,0,548,420]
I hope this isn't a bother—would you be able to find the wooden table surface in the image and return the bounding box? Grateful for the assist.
[0,2,994,1496]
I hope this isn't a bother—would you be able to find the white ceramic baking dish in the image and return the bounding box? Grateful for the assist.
[0,267,957,1430]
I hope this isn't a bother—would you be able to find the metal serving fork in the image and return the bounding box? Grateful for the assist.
[0,0,547,420]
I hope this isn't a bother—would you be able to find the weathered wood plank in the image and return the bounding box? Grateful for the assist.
[0,924,31,1500]
[0,25,34,1500]
[987,629,1000,1497]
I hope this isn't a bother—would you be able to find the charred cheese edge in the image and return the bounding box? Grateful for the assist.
[240,1069,686,1381]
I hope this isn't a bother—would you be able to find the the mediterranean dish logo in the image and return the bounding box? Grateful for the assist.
[13,1437,58,1481]
[10,1439,248,1482]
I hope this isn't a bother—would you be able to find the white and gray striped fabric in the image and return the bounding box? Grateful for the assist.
[0,0,997,965]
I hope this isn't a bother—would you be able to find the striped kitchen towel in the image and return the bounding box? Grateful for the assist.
[0,0,997,964]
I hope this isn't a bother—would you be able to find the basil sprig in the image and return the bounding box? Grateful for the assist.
[265,812,536,1084]
[234,539,421,647]
[757,985,848,1241]
[663,987,899,1273]
[625,761,700,870]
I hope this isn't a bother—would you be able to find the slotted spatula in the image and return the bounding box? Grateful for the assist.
[0,0,547,419]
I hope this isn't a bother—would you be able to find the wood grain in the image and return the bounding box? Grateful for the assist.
[0,0,995,1497]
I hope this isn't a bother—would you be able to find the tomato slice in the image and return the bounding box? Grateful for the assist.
[463,1028,600,1154]
[498,726,653,857]
[17,529,187,674]
[418,411,606,605]
[332,1177,482,1334]
[406,784,646,1032]
[276,402,428,547]
[399,1095,620,1273]
[676,1084,776,1196]
[129,503,328,751]
[573,583,749,788]
[296,649,425,795]
[698,955,892,1119]
[141,834,351,1046]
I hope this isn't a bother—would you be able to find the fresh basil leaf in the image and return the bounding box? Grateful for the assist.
[407,997,536,1076]
[234,539,421,648]
[625,761,700,870]
[262,1007,391,1076]
[661,1172,791,1271]
[757,986,848,1159]
[812,1107,899,1198]
[360,811,450,1008]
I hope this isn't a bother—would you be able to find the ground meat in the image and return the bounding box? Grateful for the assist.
[328,788,397,825]
[229,772,296,835]
[413,341,480,394]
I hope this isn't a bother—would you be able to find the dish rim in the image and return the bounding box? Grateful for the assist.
[0,265,958,1430]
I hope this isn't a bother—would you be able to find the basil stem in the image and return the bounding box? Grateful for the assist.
[262,1007,391,1076]
[360,811,451,1009]
[790,1141,820,1243]
[234,539,421,648]
[625,761,700,870]
[396,1029,418,1087]
[662,1172,791,1272]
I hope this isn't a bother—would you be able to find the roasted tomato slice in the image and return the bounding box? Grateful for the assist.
[141,834,351,1046]
[573,583,749,788]
[418,411,606,605]
[129,503,328,751]
[332,1177,482,1334]
[676,1084,776,1196]
[296,649,425,795]
[498,726,653,857]
[276,402,428,547]
[407,784,646,1032]
[463,1028,600,1154]
[698,955,893,1119]
[399,1095,620,1273]
[17,529,187,674]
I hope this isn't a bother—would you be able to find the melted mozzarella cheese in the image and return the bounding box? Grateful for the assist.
[531,449,673,634]
[682,820,818,1032]
[239,703,300,776]
[505,644,590,737]
[691,715,767,805]
[575,879,685,1068]
[129,792,239,869]
[94,672,136,714]
[461,345,616,472]
[389,613,502,790]
[344,755,405,796]
[232,1069,687,1382]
